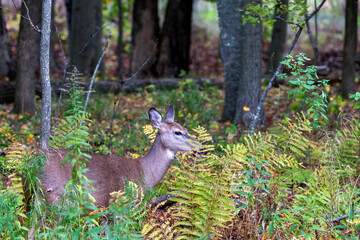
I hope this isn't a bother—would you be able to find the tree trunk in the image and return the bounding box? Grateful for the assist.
[157,0,193,77]
[217,0,243,122]
[116,0,123,80]
[50,0,62,74]
[234,0,263,127]
[217,0,264,126]
[40,0,52,151]
[266,0,288,74]
[130,0,159,77]
[0,0,11,80]
[65,0,72,31]
[14,0,42,114]
[341,0,358,98]
[69,0,102,76]
[90,0,104,77]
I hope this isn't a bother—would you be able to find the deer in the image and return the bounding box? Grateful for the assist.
[40,105,199,207]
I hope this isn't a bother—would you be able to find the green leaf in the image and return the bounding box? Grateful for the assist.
[354,103,360,109]
[269,221,274,235]
[310,226,326,231]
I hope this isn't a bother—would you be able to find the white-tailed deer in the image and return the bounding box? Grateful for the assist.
[41,105,198,207]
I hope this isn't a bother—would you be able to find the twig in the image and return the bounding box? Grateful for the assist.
[11,0,40,32]
[69,24,106,67]
[108,41,157,149]
[84,31,112,113]
[329,210,360,223]
[249,0,327,135]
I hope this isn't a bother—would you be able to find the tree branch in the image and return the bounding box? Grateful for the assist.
[249,0,327,135]
[84,31,112,113]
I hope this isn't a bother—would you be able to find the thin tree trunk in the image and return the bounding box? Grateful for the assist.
[116,0,123,80]
[40,0,52,150]
[341,0,358,98]
[14,0,42,114]
[157,0,193,77]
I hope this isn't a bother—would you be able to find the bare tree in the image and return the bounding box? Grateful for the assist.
[40,0,52,150]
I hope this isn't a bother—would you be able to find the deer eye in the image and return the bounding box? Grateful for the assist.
[175,131,182,136]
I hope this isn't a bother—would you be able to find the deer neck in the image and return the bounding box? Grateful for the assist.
[139,134,175,188]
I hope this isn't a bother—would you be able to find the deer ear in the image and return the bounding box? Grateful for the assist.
[164,105,175,122]
[149,108,163,129]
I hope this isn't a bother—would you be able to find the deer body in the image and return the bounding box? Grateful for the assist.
[41,105,197,207]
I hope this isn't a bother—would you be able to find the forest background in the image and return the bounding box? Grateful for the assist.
[1,0,360,239]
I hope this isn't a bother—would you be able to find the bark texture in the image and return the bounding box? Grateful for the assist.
[14,0,42,114]
[234,0,263,126]
[69,0,102,76]
[116,0,123,80]
[157,0,193,77]
[217,0,264,126]
[217,0,243,122]
[341,0,358,98]
[0,0,11,80]
[40,0,52,151]
[266,0,288,74]
[130,0,159,77]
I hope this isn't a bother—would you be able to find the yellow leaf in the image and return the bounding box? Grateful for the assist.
[243,106,250,111]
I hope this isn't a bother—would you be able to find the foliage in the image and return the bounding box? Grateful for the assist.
[143,126,235,239]
[242,0,308,27]
[349,92,360,109]
[278,53,330,127]
[2,56,360,238]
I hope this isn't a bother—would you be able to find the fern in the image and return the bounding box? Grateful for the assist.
[165,128,235,239]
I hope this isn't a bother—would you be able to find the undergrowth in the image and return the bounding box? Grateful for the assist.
[0,54,359,239]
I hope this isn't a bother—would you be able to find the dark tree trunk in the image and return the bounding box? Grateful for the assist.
[234,1,263,127]
[50,0,62,73]
[217,0,264,126]
[65,0,72,31]
[217,0,242,122]
[266,0,288,74]
[69,0,102,76]
[14,0,42,114]
[0,0,11,80]
[341,0,358,98]
[157,0,193,77]
[90,0,104,77]
[116,0,123,80]
[130,0,159,77]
